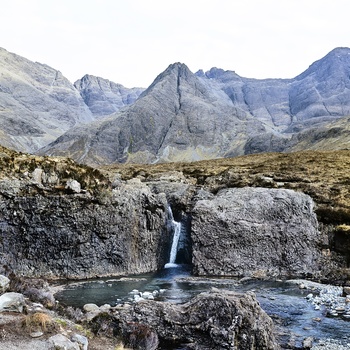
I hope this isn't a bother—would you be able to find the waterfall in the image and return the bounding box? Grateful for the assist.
[165,206,182,268]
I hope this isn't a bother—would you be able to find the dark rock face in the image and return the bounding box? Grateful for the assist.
[191,187,322,278]
[0,147,338,282]
[0,177,169,279]
[115,289,280,350]
[74,75,144,117]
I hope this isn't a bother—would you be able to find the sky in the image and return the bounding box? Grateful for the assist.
[1,0,349,88]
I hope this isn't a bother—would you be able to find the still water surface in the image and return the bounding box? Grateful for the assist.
[56,265,350,348]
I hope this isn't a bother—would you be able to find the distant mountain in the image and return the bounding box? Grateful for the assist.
[74,75,144,117]
[2,46,350,163]
[0,47,94,152]
[0,48,144,153]
[197,47,350,133]
[195,68,293,131]
[40,63,268,164]
[41,48,350,164]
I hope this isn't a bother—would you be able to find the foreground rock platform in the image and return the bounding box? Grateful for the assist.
[113,289,280,350]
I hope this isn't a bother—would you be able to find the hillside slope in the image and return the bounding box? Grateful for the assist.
[0,48,95,152]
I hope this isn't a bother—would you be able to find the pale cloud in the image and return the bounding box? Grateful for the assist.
[0,0,349,87]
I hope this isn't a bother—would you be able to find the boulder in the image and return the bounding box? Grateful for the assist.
[191,187,322,278]
[65,179,81,193]
[48,334,80,350]
[116,289,279,350]
[83,303,100,312]
[71,333,88,350]
[0,292,26,313]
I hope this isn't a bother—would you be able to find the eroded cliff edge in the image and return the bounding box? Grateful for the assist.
[0,146,349,283]
[0,147,170,279]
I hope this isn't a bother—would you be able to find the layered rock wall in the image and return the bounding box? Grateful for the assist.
[0,177,169,279]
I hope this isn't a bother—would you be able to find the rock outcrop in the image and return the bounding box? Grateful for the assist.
[115,289,280,350]
[0,148,170,279]
[191,187,322,278]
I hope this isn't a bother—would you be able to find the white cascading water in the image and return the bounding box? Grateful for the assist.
[164,206,182,268]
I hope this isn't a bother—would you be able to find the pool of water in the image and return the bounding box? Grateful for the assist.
[55,265,350,348]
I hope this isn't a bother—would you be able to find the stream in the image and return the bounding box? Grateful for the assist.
[55,264,350,349]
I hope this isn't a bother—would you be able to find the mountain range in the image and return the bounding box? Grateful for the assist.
[1,46,350,164]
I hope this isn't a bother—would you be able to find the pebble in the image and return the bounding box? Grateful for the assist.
[30,331,44,338]
[303,336,313,349]
[133,295,145,302]
[306,293,313,300]
[127,288,165,303]
[129,289,140,295]
[301,282,349,321]
[312,339,350,349]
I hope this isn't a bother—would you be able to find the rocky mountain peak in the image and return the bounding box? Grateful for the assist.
[201,67,241,82]
[296,47,350,80]
[146,62,191,86]
[74,74,144,118]
[166,62,192,74]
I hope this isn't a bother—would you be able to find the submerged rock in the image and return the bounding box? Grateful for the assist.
[191,187,322,278]
[115,289,280,349]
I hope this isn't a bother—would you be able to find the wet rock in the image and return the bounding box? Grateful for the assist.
[83,303,100,312]
[192,187,322,278]
[0,292,26,313]
[116,289,280,350]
